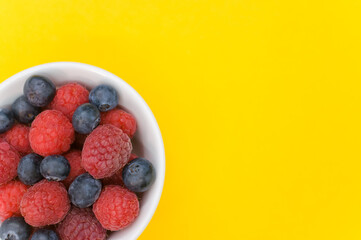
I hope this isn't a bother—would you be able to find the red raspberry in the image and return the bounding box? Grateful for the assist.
[93,185,139,231]
[29,110,75,156]
[129,153,138,161]
[57,207,106,240]
[101,170,123,186]
[101,109,137,138]
[82,124,132,179]
[62,150,86,188]
[0,140,21,185]
[73,132,87,149]
[102,153,138,186]
[5,124,31,154]
[0,180,28,221]
[50,83,89,120]
[20,180,70,227]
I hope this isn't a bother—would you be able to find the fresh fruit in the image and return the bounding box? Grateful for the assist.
[50,82,89,120]
[57,207,106,240]
[72,103,100,134]
[24,76,56,107]
[72,132,87,149]
[0,108,14,133]
[122,158,156,192]
[29,110,75,156]
[5,124,31,154]
[17,153,43,185]
[68,173,102,208]
[31,229,59,240]
[129,153,139,161]
[102,153,138,186]
[40,155,70,181]
[101,170,124,186]
[0,76,158,238]
[62,150,86,188]
[0,217,32,240]
[101,108,137,138]
[82,124,132,179]
[89,84,118,112]
[93,185,139,231]
[20,180,70,227]
[0,140,21,185]
[0,180,28,221]
[12,96,41,124]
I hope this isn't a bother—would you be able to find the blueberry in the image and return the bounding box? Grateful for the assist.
[89,84,118,112]
[12,96,41,124]
[72,103,100,134]
[31,229,59,240]
[18,153,43,185]
[68,173,102,208]
[0,108,14,133]
[122,158,156,192]
[0,217,32,240]
[24,75,56,107]
[40,155,70,181]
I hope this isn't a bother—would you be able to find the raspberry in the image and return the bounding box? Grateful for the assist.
[0,180,28,221]
[50,83,89,120]
[0,133,5,140]
[101,109,137,138]
[101,169,123,186]
[93,185,139,231]
[82,124,132,179]
[102,153,138,186]
[129,153,138,161]
[62,150,86,188]
[5,124,31,154]
[57,207,106,240]
[29,110,75,156]
[20,180,70,227]
[0,140,21,185]
[73,133,87,149]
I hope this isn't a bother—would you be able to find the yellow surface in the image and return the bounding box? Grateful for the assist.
[1,0,361,239]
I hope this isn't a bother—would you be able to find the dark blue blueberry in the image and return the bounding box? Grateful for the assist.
[72,103,100,134]
[0,217,32,240]
[0,108,14,133]
[122,158,156,192]
[31,229,59,240]
[68,173,102,208]
[18,153,43,185]
[40,155,70,181]
[23,75,56,107]
[12,96,41,124]
[89,84,118,112]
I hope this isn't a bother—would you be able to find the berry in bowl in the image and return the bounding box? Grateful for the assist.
[0,62,165,240]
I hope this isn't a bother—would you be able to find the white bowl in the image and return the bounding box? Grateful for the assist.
[0,62,165,240]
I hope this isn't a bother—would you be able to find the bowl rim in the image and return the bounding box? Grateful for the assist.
[0,61,166,240]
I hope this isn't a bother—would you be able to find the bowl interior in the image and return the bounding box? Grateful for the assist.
[0,62,165,240]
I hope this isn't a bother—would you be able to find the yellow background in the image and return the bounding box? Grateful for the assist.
[1,0,361,239]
